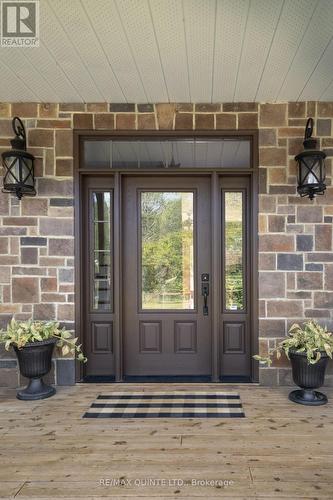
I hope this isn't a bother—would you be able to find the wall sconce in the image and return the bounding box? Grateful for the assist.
[1,117,36,200]
[295,117,326,200]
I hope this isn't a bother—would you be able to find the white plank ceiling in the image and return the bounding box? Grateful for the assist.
[0,0,333,102]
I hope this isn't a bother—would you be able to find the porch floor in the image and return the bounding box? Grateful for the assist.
[0,383,332,499]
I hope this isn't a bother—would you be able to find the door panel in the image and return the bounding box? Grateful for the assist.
[83,176,115,377]
[219,176,251,378]
[122,176,211,376]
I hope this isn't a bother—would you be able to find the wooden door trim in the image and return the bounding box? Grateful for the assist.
[211,172,220,382]
[251,131,259,382]
[74,132,82,382]
[114,173,123,381]
[74,130,259,382]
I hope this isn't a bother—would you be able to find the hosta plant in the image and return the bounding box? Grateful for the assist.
[0,319,87,363]
[254,320,333,366]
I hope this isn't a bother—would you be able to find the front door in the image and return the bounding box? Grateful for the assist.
[122,176,211,376]
[81,171,254,381]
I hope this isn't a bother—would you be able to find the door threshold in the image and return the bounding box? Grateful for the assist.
[82,375,253,383]
[83,376,115,383]
[220,376,252,383]
[124,376,212,383]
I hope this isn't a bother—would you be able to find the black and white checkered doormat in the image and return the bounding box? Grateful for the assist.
[83,391,245,418]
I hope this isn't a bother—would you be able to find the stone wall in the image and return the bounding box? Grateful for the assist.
[0,101,332,386]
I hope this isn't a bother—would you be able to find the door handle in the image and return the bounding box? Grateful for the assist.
[202,282,209,316]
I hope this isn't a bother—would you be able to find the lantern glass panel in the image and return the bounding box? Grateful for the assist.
[4,156,20,185]
[21,157,34,188]
[301,157,321,185]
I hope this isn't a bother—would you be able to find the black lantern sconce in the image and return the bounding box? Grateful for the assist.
[295,117,326,200]
[1,117,36,200]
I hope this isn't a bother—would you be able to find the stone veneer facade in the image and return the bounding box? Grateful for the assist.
[0,101,333,387]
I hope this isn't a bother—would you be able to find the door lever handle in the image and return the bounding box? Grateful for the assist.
[202,282,209,316]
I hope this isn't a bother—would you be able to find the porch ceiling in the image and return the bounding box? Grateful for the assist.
[1,0,333,103]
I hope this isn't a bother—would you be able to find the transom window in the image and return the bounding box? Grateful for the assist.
[83,138,251,169]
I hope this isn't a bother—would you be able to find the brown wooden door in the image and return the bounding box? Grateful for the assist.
[122,176,212,376]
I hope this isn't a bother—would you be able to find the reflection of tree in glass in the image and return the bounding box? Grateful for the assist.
[141,192,192,307]
[225,220,243,309]
[92,192,112,309]
[93,192,111,222]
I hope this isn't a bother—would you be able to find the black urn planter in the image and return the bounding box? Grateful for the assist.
[14,338,56,400]
[288,350,329,406]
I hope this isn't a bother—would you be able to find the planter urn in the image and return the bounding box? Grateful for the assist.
[288,350,329,406]
[14,338,56,400]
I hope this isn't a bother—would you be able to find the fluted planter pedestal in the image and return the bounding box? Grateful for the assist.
[288,350,329,406]
[14,338,56,400]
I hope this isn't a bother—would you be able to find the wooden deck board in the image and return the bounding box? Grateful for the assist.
[0,384,332,499]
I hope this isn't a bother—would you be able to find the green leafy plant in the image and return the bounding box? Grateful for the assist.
[0,319,87,363]
[254,320,333,366]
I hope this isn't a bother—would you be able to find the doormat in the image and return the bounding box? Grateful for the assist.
[83,391,245,418]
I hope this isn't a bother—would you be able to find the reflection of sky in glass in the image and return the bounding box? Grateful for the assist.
[160,192,183,201]
[225,192,242,222]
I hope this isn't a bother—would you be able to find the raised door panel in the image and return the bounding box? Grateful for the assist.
[222,322,245,354]
[139,322,162,353]
[174,321,197,353]
[92,322,113,353]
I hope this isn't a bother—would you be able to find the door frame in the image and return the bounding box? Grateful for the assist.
[74,129,259,383]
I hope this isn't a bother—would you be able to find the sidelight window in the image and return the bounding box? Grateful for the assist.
[223,191,245,311]
[91,191,112,310]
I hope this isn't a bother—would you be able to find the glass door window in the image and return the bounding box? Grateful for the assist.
[140,191,194,310]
